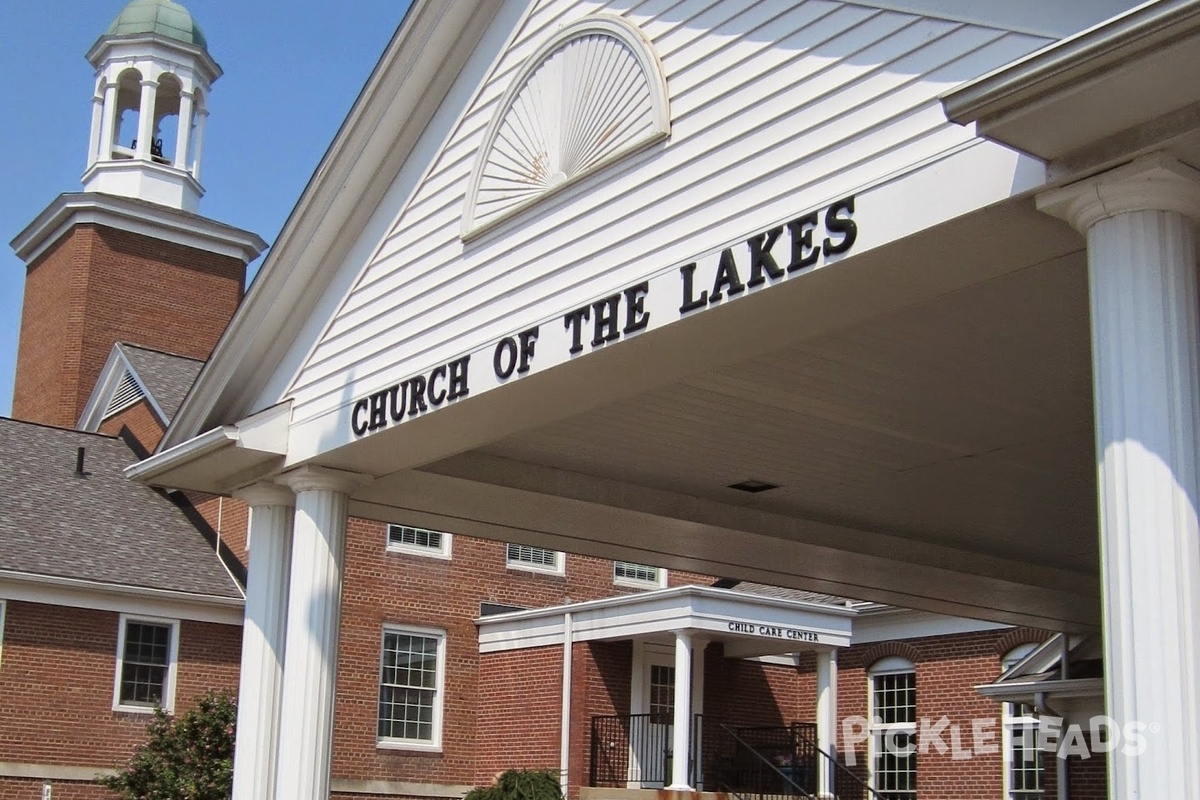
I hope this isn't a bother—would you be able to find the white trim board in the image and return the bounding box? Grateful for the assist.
[0,571,244,626]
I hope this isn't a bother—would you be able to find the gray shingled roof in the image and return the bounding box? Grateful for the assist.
[118,343,203,421]
[0,418,241,599]
[731,581,867,608]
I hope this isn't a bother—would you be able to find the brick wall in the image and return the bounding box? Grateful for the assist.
[0,779,114,800]
[186,493,250,570]
[0,601,240,768]
[12,223,244,428]
[331,518,715,790]
[476,647,563,783]
[98,398,165,453]
[830,629,1057,800]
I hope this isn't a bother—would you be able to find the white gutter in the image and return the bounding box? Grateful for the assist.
[974,677,1105,703]
[943,0,1200,125]
[124,424,238,483]
[0,568,244,608]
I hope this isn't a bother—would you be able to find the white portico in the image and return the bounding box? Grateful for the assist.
[127,2,1200,799]
[477,586,852,794]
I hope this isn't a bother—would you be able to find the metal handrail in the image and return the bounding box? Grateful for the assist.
[792,726,888,800]
[718,723,819,800]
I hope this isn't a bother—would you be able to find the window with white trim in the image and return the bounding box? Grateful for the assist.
[387,524,451,559]
[377,627,446,750]
[506,543,564,574]
[614,561,667,588]
[113,615,179,712]
[869,657,916,800]
[1003,644,1043,799]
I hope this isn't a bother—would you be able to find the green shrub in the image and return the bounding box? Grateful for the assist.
[98,690,237,800]
[464,769,564,800]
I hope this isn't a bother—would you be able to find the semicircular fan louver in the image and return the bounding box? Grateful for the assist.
[463,16,670,238]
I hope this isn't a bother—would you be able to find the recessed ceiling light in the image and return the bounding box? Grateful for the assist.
[727,479,779,493]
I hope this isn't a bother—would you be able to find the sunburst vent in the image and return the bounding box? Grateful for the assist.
[462,15,671,239]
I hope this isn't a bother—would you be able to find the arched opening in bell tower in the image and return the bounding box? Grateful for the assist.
[152,73,183,165]
[111,68,143,159]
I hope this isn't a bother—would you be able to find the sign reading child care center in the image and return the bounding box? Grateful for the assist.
[350,197,859,438]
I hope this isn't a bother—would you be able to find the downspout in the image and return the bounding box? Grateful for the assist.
[560,611,574,791]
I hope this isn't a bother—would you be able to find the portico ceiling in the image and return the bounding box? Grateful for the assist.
[347,194,1101,632]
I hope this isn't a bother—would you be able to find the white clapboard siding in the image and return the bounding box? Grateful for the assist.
[283,0,1051,424]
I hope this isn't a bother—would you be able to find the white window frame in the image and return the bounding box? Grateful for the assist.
[112,614,180,713]
[386,523,452,560]
[376,625,447,752]
[867,657,917,800]
[505,543,565,575]
[613,561,667,589]
[1002,644,1044,800]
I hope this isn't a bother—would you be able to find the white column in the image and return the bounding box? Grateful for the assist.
[230,484,294,800]
[666,631,694,792]
[98,81,118,161]
[190,107,208,181]
[87,93,104,167]
[272,467,367,800]
[690,639,705,789]
[135,79,157,160]
[1039,152,1200,800]
[815,649,838,798]
[174,90,194,171]
[559,612,573,789]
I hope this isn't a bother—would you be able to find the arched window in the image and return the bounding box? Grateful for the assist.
[1002,644,1043,799]
[868,656,916,800]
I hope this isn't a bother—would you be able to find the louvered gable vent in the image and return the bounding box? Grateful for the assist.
[104,370,146,419]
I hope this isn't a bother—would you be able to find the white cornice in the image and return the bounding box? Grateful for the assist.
[160,0,502,452]
[0,569,243,625]
[86,33,222,83]
[10,192,266,266]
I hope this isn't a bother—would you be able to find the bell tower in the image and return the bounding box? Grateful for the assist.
[8,0,265,430]
[83,0,219,211]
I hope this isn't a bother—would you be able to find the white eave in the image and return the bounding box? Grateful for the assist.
[159,0,502,452]
[10,192,266,266]
[0,568,244,626]
[975,677,1105,705]
[125,401,291,494]
[942,0,1200,161]
[476,584,857,654]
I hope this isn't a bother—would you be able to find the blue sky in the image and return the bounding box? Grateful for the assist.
[0,0,412,416]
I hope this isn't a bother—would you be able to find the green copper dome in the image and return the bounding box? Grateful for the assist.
[106,0,207,50]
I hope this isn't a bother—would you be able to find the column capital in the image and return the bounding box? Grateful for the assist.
[275,465,371,495]
[1037,152,1200,233]
[233,482,295,508]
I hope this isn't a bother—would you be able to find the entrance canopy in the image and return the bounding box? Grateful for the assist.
[477,584,855,657]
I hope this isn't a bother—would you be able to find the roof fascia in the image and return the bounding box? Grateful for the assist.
[125,424,238,483]
[942,0,1200,128]
[475,584,857,628]
[0,568,243,625]
[160,0,502,452]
